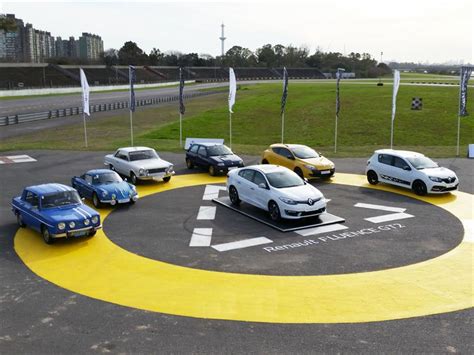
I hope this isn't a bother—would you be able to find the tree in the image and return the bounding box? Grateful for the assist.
[223,46,255,67]
[256,44,276,67]
[0,17,17,32]
[118,41,148,65]
[102,48,119,66]
[149,48,163,65]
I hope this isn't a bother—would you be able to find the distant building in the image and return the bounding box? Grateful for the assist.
[0,14,104,63]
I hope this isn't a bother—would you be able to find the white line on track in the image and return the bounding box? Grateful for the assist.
[197,206,216,220]
[365,212,414,224]
[294,223,348,237]
[202,185,227,200]
[354,203,405,213]
[189,228,213,247]
[212,237,273,252]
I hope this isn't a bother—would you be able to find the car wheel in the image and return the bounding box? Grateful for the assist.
[130,172,138,185]
[229,186,241,206]
[163,176,171,183]
[413,180,427,196]
[209,165,216,176]
[186,158,194,169]
[16,213,25,228]
[92,193,102,208]
[262,159,269,164]
[367,170,379,185]
[268,201,281,221]
[41,225,54,245]
[294,167,304,179]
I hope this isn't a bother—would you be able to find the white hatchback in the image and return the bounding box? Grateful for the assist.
[226,165,327,221]
[365,149,459,195]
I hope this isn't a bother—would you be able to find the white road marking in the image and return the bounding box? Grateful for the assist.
[202,185,227,200]
[0,155,37,164]
[197,206,216,220]
[354,203,405,213]
[365,212,414,224]
[295,223,348,237]
[462,220,474,243]
[212,237,273,252]
[189,228,213,247]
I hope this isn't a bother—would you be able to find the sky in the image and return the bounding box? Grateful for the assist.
[1,0,473,64]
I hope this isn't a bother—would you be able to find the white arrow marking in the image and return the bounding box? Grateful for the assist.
[189,228,213,247]
[295,223,348,237]
[212,237,273,252]
[197,206,216,220]
[202,185,227,200]
[355,203,414,223]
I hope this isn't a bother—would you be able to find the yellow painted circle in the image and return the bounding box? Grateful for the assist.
[14,173,474,323]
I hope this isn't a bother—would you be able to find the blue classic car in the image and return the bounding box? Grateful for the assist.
[11,183,102,244]
[71,169,138,208]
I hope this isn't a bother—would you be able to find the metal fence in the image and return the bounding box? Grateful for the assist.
[0,90,222,126]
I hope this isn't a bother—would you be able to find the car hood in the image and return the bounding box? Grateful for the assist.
[210,155,242,165]
[133,159,172,169]
[276,184,324,201]
[44,204,99,222]
[299,157,334,169]
[97,181,135,198]
[420,167,457,178]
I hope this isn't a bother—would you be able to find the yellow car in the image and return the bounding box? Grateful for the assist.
[261,144,335,179]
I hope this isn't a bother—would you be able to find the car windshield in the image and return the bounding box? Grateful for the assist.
[92,172,122,184]
[266,170,304,188]
[129,150,158,161]
[41,191,82,208]
[291,146,319,159]
[208,145,233,156]
[406,156,438,169]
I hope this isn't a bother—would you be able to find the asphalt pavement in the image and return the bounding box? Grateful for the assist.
[0,150,472,354]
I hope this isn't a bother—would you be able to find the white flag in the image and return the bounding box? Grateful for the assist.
[80,68,90,116]
[391,69,400,121]
[228,68,236,113]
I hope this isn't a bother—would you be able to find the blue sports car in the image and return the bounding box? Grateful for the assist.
[71,169,138,208]
[11,183,102,244]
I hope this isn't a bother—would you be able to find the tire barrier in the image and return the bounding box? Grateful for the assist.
[0,90,222,126]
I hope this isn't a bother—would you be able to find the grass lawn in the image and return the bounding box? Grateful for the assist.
[1,82,472,157]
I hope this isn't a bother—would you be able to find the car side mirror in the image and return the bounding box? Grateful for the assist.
[124,178,128,182]
[287,155,294,160]
[81,197,85,201]
[304,177,309,182]
[403,166,411,171]
[258,183,267,189]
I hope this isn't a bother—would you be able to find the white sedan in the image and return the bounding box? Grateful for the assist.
[226,165,327,221]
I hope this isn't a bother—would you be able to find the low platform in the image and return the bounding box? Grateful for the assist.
[212,196,345,232]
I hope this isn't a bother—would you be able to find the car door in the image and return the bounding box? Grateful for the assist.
[82,174,95,199]
[251,171,271,209]
[277,147,296,170]
[235,169,255,205]
[23,191,41,231]
[390,156,413,187]
[376,153,394,183]
[197,145,209,167]
[268,147,285,165]
[187,144,199,165]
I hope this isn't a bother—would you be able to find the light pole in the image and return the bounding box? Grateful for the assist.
[334,68,345,153]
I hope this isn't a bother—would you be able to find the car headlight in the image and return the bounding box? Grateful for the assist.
[166,165,174,173]
[58,222,66,230]
[217,162,225,166]
[279,197,297,205]
[429,176,443,182]
[139,168,146,176]
[303,164,315,170]
[111,193,116,200]
[91,216,99,224]
[84,218,90,226]
[69,221,75,229]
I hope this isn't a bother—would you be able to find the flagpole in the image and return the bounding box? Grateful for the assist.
[281,112,285,143]
[456,69,463,157]
[229,111,232,149]
[334,112,338,153]
[130,110,134,146]
[83,112,88,148]
[180,113,183,147]
[390,118,394,149]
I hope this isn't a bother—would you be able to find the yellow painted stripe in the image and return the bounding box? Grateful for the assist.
[14,173,474,323]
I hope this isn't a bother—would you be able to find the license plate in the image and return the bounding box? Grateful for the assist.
[228,166,238,170]
[320,170,330,175]
[71,231,88,237]
[118,199,129,203]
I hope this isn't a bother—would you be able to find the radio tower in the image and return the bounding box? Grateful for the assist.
[219,23,226,56]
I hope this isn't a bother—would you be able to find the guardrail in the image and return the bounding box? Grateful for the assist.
[0,90,222,126]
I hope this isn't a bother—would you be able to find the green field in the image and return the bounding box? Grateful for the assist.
[1,82,472,157]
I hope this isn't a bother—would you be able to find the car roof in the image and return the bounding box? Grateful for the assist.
[192,142,224,147]
[117,147,155,153]
[374,149,425,158]
[86,169,116,175]
[270,143,309,150]
[27,183,75,195]
[245,164,286,174]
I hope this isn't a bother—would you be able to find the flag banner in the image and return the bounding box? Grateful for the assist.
[129,65,136,112]
[229,67,237,113]
[179,67,185,115]
[459,66,472,116]
[336,70,342,115]
[281,67,288,115]
[80,68,90,116]
[391,69,400,121]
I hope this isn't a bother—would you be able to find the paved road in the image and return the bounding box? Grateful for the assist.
[0,150,472,354]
